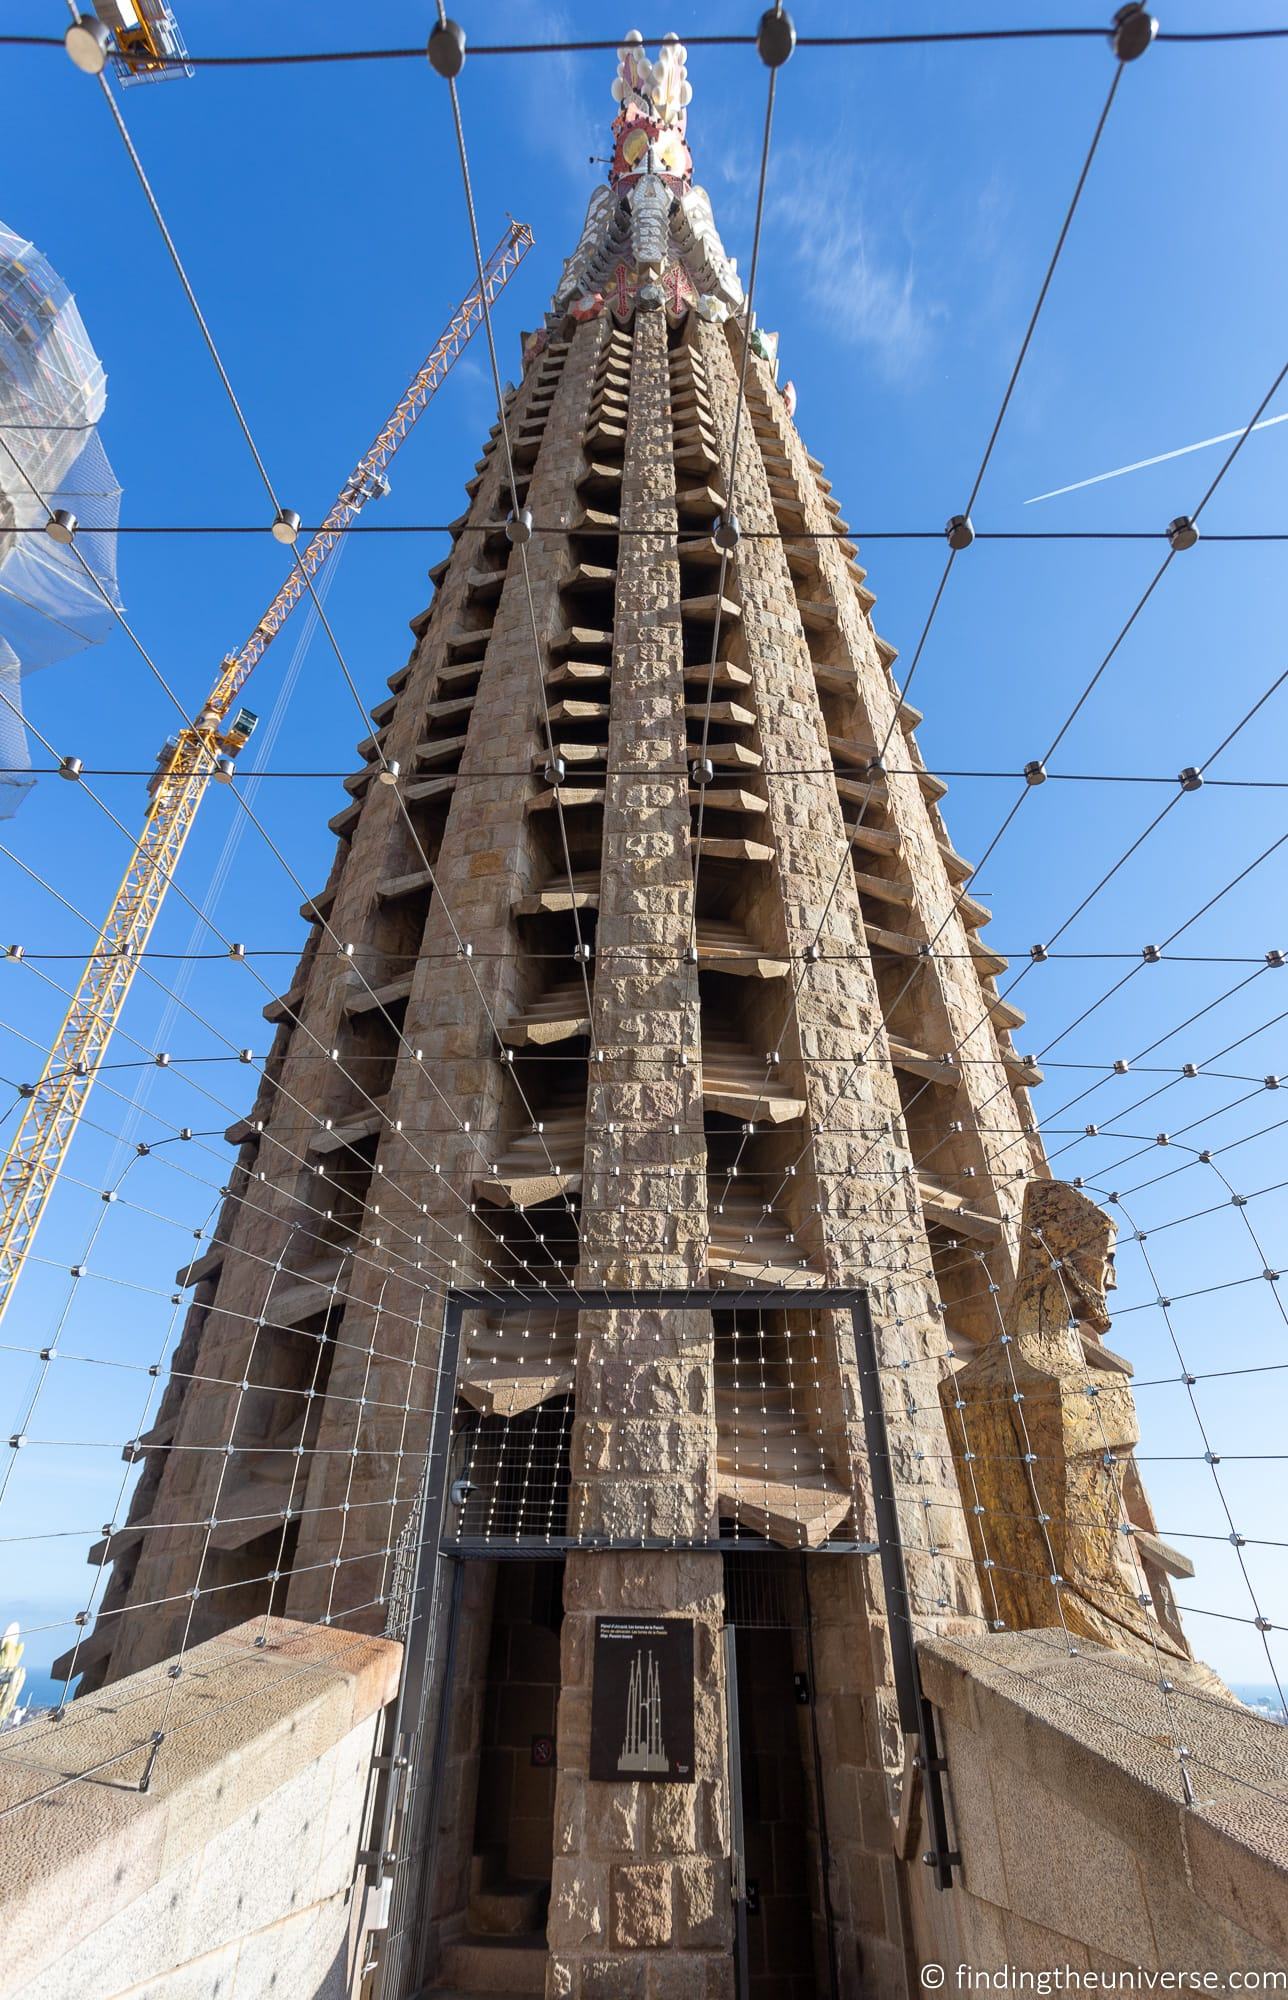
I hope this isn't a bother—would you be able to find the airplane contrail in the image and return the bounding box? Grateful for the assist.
[1024,410,1288,504]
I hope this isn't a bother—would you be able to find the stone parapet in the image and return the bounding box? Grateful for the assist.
[915,1631,1288,1976]
[0,1617,400,1999]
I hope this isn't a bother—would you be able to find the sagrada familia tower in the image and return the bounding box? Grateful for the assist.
[49,30,1268,2000]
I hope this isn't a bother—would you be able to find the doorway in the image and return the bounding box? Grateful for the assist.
[725,1553,835,2000]
[426,1559,561,1995]
[471,1560,563,1894]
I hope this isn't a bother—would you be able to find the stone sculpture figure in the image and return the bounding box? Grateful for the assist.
[942,1179,1194,1662]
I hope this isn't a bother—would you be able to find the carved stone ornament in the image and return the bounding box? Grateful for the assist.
[942,1180,1204,1670]
[549,33,744,326]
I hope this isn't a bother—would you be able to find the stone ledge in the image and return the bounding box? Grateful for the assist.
[919,1630,1288,1959]
[0,1616,401,1995]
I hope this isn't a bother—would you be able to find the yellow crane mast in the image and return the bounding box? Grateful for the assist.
[0,220,534,1329]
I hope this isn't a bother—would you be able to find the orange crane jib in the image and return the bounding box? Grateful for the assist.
[0,221,534,1327]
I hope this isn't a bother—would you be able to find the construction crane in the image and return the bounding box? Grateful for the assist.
[96,1,194,86]
[0,219,534,1329]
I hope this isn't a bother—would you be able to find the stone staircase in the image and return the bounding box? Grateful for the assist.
[426,1853,548,1995]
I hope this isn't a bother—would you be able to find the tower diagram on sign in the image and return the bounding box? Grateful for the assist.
[618,1649,668,1774]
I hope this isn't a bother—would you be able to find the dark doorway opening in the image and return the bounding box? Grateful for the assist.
[472,1560,563,1893]
[725,1553,833,2000]
[428,1559,561,1995]
[426,1560,560,2000]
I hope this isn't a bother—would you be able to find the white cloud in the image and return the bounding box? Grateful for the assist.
[493,0,601,189]
[766,163,942,381]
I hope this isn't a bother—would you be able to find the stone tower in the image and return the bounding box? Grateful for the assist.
[62,32,1199,2000]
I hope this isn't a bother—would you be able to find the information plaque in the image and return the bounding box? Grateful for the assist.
[589,1615,695,1783]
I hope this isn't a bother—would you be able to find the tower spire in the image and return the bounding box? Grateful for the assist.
[551,30,743,326]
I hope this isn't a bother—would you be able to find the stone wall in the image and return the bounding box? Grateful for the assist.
[0,1618,400,2000]
[912,1632,1288,1980]
[548,302,734,2000]
[79,314,596,1688]
[10,1609,1286,2000]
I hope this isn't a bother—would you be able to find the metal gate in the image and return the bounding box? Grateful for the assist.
[364,1284,957,1998]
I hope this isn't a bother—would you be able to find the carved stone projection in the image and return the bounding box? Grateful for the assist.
[943,1179,1195,1663]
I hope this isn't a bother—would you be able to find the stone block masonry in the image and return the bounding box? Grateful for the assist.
[548,303,733,2000]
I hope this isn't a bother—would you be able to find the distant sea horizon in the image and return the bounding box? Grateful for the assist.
[1230,1682,1287,1723]
[6,1667,74,1716]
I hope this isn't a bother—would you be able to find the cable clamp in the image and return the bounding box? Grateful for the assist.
[1111,5,1158,61]
[756,8,797,67]
[64,15,111,73]
[427,20,467,77]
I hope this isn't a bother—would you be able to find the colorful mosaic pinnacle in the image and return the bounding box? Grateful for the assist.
[554,33,743,326]
[610,30,694,185]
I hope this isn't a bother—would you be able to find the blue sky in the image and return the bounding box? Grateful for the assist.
[0,0,1285,1691]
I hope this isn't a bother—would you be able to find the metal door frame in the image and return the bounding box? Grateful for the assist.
[723,1623,752,1999]
[372,1283,959,1998]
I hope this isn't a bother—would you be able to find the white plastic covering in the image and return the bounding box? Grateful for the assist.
[0,221,121,816]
